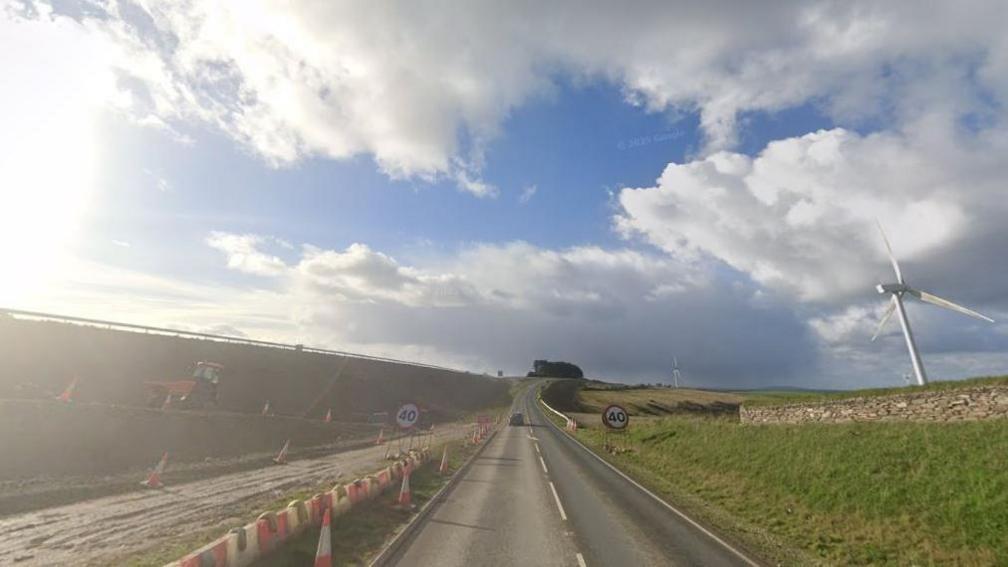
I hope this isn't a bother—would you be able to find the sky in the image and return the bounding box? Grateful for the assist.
[2,0,1008,388]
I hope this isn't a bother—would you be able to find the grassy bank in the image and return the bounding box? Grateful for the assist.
[741,375,1008,407]
[572,416,1008,565]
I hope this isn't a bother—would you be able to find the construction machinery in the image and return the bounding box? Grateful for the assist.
[145,362,223,409]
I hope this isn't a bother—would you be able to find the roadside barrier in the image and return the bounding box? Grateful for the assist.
[256,511,279,555]
[229,525,258,567]
[167,447,429,567]
[314,508,333,567]
[179,534,229,567]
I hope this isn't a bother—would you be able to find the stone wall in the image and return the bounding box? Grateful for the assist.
[740,386,1008,424]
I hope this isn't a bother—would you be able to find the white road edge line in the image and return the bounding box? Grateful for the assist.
[539,455,549,474]
[576,552,587,567]
[539,394,761,567]
[534,443,542,455]
[548,480,568,521]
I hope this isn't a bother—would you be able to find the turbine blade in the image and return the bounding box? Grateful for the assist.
[876,220,904,284]
[871,296,897,341]
[907,289,995,323]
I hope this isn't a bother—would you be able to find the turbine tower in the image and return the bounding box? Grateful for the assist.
[872,222,994,386]
[671,357,682,389]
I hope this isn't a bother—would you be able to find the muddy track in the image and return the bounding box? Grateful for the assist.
[0,423,469,566]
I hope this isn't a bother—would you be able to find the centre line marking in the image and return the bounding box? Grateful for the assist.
[576,552,587,567]
[548,481,567,521]
[539,455,549,474]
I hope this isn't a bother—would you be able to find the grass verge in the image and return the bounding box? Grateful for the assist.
[570,416,1008,565]
[247,438,482,566]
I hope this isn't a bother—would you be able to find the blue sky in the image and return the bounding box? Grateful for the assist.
[87,79,837,280]
[3,1,1008,387]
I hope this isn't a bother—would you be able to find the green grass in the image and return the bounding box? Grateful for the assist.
[742,375,1008,407]
[573,416,1008,565]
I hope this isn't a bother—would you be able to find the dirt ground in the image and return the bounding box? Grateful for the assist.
[0,422,472,566]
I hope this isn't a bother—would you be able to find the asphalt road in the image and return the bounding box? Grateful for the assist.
[388,384,759,566]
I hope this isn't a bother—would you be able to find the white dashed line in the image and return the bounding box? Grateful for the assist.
[576,552,587,567]
[539,455,549,474]
[548,481,567,521]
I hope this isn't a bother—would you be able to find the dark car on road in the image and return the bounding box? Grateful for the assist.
[509,412,524,426]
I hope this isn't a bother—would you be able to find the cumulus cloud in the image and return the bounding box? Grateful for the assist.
[617,127,1008,304]
[616,124,1008,384]
[204,232,812,385]
[13,1,1008,187]
[206,232,289,276]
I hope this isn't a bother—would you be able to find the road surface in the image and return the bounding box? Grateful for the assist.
[0,423,468,566]
[387,384,759,566]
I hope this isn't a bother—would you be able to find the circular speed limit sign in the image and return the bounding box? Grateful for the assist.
[602,404,629,430]
[396,403,419,429]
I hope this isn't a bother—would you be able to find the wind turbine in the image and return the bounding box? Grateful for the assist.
[872,222,994,385]
[671,357,682,389]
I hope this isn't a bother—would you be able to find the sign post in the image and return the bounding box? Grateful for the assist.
[601,404,629,453]
[396,403,419,454]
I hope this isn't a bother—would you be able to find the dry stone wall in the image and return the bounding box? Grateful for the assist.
[740,386,1008,424]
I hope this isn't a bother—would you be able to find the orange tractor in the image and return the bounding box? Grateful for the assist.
[145,361,223,409]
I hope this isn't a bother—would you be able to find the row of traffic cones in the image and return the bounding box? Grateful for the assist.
[470,422,491,444]
[140,436,294,489]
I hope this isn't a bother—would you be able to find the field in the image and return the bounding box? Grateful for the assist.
[741,375,1008,407]
[577,384,741,415]
[545,379,1008,565]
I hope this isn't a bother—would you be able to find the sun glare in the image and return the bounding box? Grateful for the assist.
[0,15,103,303]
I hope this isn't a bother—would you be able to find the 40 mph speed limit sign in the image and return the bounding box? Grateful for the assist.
[396,403,419,429]
[602,404,629,430]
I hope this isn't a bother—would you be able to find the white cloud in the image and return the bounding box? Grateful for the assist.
[206,232,288,277]
[14,1,1008,189]
[200,232,812,385]
[616,127,1007,303]
[615,124,1008,384]
[519,184,537,204]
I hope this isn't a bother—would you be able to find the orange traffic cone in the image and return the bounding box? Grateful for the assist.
[160,395,172,411]
[324,409,332,423]
[375,428,384,445]
[314,508,332,567]
[438,446,449,475]
[55,377,78,402]
[273,439,290,465]
[261,401,271,416]
[141,452,168,488]
[397,468,412,508]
